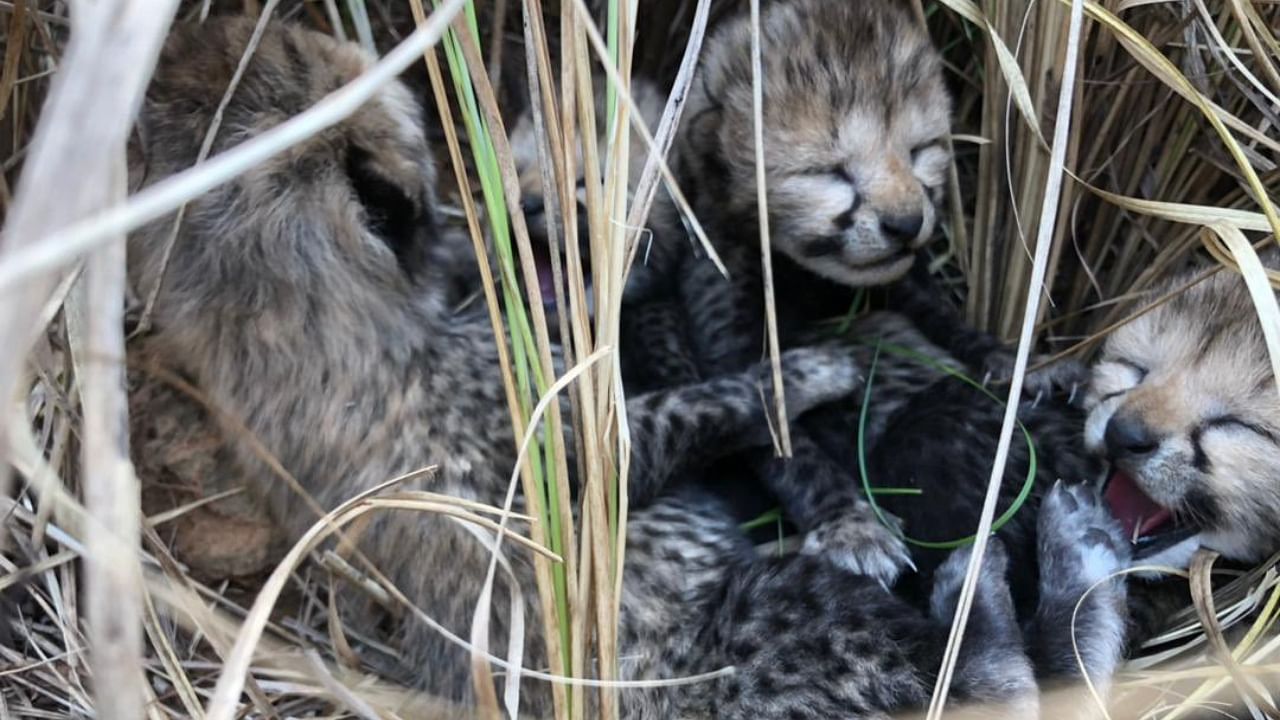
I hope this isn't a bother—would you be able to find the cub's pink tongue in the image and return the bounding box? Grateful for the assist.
[1104,470,1172,540]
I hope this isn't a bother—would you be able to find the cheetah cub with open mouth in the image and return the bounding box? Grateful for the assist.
[1087,257,1280,570]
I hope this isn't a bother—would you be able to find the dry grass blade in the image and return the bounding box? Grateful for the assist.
[203,475,422,720]
[65,162,146,718]
[144,487,247,528]
[621,0,710,244]
[469,346,610,718]
[0,0,27,125]
[301,649,381,720]
[7,409,279,717]
[141,590,204,720]
[932,0,1048,153]
[1073,0,1280,241]
[1083,188,1272,235]
[404,2,568,708]
[440,9,580,712]
[0,0,179,542]
[927,0,1085,715]
[747,0,789,456]
[1202,225,1280,391]
[567,0,726,278]
[1188,551,1280,718]
[520,0,573,360]
[144,575,469,719]
[7,406,89,541]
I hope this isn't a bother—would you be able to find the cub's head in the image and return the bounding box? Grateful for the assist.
[129,18,444,348]
[1085,261,1280,567]
[679,0,951,286]
[509,77,665,311]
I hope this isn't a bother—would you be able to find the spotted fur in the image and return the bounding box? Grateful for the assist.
[620,292,1131,709]
[618,0,960,588]
[803,311,1128,697]
[570,0,1132,708]
[126,18,880,714]
[127,18,1058,719]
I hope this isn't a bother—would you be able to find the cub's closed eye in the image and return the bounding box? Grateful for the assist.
[1108,357,1149,381]
[910,140,944,161]
[807,165,853,183]
[1096,357,1149,402]
[1204,416,1277,442]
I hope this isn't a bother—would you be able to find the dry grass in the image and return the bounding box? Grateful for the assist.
[1,0,1279,718]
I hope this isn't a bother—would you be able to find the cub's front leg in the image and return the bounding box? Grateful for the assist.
[623,344,863,506]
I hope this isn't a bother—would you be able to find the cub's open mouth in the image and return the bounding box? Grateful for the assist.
[532,242,558,308]
[1103,469,1198,559]
[850,249,914,270]
[531,241,594,315]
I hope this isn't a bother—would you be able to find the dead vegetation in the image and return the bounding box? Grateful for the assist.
[0,0,1279,718]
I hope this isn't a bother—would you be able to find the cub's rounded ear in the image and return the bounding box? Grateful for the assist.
[345,145,426,278]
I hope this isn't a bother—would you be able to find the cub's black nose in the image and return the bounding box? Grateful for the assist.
[880,212,924,242]
[521,195,545,217]
[1105,414,1161,459]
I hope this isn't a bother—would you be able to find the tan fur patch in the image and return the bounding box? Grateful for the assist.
[1084,259,1280,562]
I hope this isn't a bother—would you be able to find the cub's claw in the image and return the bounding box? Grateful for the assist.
[981,351,1088,400]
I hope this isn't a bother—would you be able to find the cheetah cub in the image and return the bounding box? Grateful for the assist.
[621,0,960,589]
[507,74,667,339]
[676,0,949,289]
[506,76,712,390]
[1087,256,1280,570]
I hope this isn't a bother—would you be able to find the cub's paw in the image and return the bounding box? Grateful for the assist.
[801,509,912,587]
[1038,481,1130,592]
[930,537,1012,620]
[769,345,864,418]
[982,350,1088,405]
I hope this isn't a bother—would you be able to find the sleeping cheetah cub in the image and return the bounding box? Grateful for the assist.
[674,0,948,289]
[622,0,960,589]
[1087,256,1280,570]
[657,0,1086,387]
[507,77,712,392]
[130,17,1090,718]
[509,75,665,250]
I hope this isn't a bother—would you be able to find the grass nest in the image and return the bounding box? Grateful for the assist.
[1,0,1280,718]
